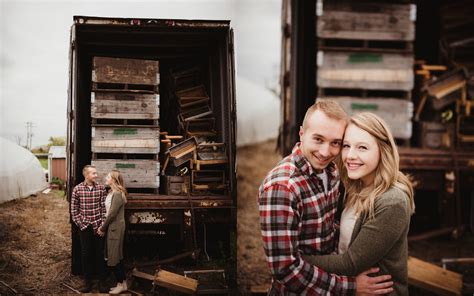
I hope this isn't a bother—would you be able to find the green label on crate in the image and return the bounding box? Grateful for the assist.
[116,163,136,169]
[113,128,138,135]
[348,53,383,63]
[351,103,378,111]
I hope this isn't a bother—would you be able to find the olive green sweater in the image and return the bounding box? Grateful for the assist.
[303,187,413,296]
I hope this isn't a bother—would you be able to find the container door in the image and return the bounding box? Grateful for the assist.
[279,0,316,156]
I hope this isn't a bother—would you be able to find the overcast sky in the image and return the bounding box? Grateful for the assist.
[0,0,281,147]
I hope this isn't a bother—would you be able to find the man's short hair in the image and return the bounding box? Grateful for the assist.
[82,165,96,177]
[302,99,348,129]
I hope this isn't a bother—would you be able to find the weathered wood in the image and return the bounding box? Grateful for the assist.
[92,57,159,85]
[91,92,159,120]
[319,97,413,139]
[92,159,160,188]
[191,170,226,191]
[317,2,415,41]
[155,269,198,294]
[163,176,190,195]
[176,85,208,98]
[317,51,414,91]
[131,268,198,295]
[408,256,462,296]
[91,126,160,154]
[415,121,455,149]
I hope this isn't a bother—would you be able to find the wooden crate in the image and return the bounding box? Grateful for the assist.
[323,97,413,139]
[92,57,159,85]
[317,51,414,91]
[92,159,160,189]
[91,92,159,120]
[162,176,190,195]
[415,122,455,149]
[317,2,415,41]
[91,126,160,154]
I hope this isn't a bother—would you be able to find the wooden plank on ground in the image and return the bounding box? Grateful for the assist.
[131,268,198,295]
[155,269,198,294]
[408,256,462,296]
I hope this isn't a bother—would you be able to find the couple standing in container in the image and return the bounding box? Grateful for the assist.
[70,166,128,294]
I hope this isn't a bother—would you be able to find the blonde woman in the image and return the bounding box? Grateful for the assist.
[303,112,415,295]
[97,170,127,294]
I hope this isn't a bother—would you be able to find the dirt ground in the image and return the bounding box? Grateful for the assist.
[236,139,280,294]
[0,190,73,295]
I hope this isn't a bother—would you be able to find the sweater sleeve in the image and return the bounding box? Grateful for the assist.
[101,192,124,230]
[302,193,410,276]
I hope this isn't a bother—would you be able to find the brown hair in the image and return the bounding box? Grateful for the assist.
[302,99,348,129]
[108,170,128,203]
[82,165,96,177]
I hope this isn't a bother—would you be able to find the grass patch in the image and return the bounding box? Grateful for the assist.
[39,158,48,169]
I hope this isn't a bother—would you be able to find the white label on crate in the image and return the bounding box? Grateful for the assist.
[410,4,417,21]
[91,92,95,103]
[317,51,324,67]
[92,70,96,82]
[91,127,95,137]
[156,94,160,106]
[316,0,323,16]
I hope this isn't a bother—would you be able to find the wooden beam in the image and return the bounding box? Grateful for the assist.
[408,256,462,296]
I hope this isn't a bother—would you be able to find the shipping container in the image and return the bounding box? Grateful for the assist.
[66,16,237,288]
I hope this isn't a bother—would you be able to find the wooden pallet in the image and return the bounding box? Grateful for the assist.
[319,96,413,139]
[317,2,415,42]
[91,125,160,154]
[92,159,160,189]
[92,56,159,86]
[91,91,159,120]
[317,51,414,91]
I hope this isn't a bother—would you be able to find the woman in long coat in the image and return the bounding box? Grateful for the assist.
[98,170,127,294]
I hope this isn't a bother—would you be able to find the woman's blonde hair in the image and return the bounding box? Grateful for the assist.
[340,112,414,218]
[108,170,128,203]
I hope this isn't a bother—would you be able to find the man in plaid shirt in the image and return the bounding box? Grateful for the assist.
[71,165,108,292]
[259,100,393,295]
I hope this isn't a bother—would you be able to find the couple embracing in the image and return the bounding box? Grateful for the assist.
[71,166,128,294]
[259,100,415,295]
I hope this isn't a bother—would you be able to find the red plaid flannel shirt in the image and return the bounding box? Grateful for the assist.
[258,143,356,295]
[71,181,107,231]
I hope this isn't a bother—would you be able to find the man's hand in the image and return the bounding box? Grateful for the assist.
[97,227,105,237]
[356,267,393,295]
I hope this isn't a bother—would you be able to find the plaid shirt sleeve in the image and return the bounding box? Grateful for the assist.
[259,183,356,295]
[71,186,85,230]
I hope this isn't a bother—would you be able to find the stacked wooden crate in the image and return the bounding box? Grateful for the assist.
[316,1,416,141]
[160,66,228,195]
[90,57,161,193]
